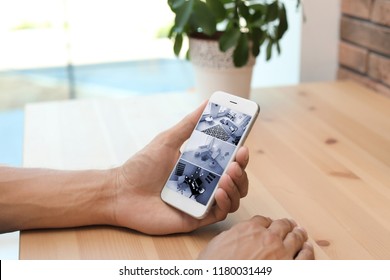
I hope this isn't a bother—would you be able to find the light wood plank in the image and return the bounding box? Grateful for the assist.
[20,81,390,259]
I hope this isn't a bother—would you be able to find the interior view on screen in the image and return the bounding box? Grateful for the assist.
[165,102,252,205]
[195,102,252,145]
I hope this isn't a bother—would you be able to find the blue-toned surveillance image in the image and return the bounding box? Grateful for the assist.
[181,130,235,175]
[165,101,253,206]
[196,102,252,146]
[165,159,220,206]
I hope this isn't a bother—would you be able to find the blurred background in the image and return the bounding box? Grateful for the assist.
[0,0,341,167]
[2,0,389,260]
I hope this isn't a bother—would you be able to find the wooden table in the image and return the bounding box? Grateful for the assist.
[21,81,390,259]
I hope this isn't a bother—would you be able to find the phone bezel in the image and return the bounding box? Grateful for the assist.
[161,91,260,219]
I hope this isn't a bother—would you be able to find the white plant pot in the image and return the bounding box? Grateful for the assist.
[189,37,256,100]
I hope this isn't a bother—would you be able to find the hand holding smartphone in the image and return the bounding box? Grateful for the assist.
[161,91,260,219]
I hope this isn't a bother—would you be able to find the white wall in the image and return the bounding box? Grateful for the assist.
[300,0,341,82]
[252,0,341,88]
[252,0,302,88]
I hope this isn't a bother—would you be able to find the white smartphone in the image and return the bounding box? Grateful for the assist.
[161,91,260,219]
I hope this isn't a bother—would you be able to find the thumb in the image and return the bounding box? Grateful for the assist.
[165,100,207,149]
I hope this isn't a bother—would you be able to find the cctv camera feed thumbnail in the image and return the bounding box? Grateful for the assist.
[166,102,253,205]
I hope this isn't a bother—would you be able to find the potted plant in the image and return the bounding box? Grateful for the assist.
[167,0,300,99]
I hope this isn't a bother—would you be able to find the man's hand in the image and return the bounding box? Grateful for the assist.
[198,216,315,260]
[112,102,250,235]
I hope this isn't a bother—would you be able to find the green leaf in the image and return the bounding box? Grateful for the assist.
[168,25,175,39]
[192,0,217,35]
[248,10,265,27]
[250,4,267,13]
[266,39,273,61]
[238,1,250,19]
[266,1,279,22]
[174,0,194,33]
[276,3,288,39]
[168,0,186,10]
[173,33,183,56]
[251,27,265,57]
[233,33,249,67]
[219,27,241,52]
[206,0,226,22]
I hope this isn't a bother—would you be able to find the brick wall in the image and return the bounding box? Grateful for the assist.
[338,0,390,97]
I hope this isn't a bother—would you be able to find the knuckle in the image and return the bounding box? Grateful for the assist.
[263,231,283,245]
[279,218,295,230]
[290,230,304,243]
[250,215,271,225]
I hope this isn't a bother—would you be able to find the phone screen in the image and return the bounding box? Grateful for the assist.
[164,101,254,206]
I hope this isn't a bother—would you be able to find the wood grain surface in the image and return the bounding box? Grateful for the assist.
[20,81,390,259]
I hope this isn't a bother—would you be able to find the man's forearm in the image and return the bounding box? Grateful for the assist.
[0,167,117,233]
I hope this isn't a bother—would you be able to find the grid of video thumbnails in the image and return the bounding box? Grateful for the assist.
[166,102,252,205]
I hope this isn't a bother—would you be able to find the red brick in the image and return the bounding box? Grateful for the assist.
[338,66,372,87]
[342,0,373,19]
[368,52,390,87]
[338,67,390,98]
[371,0,390,26]
[339,41,368,73]
[340,17,390,56]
